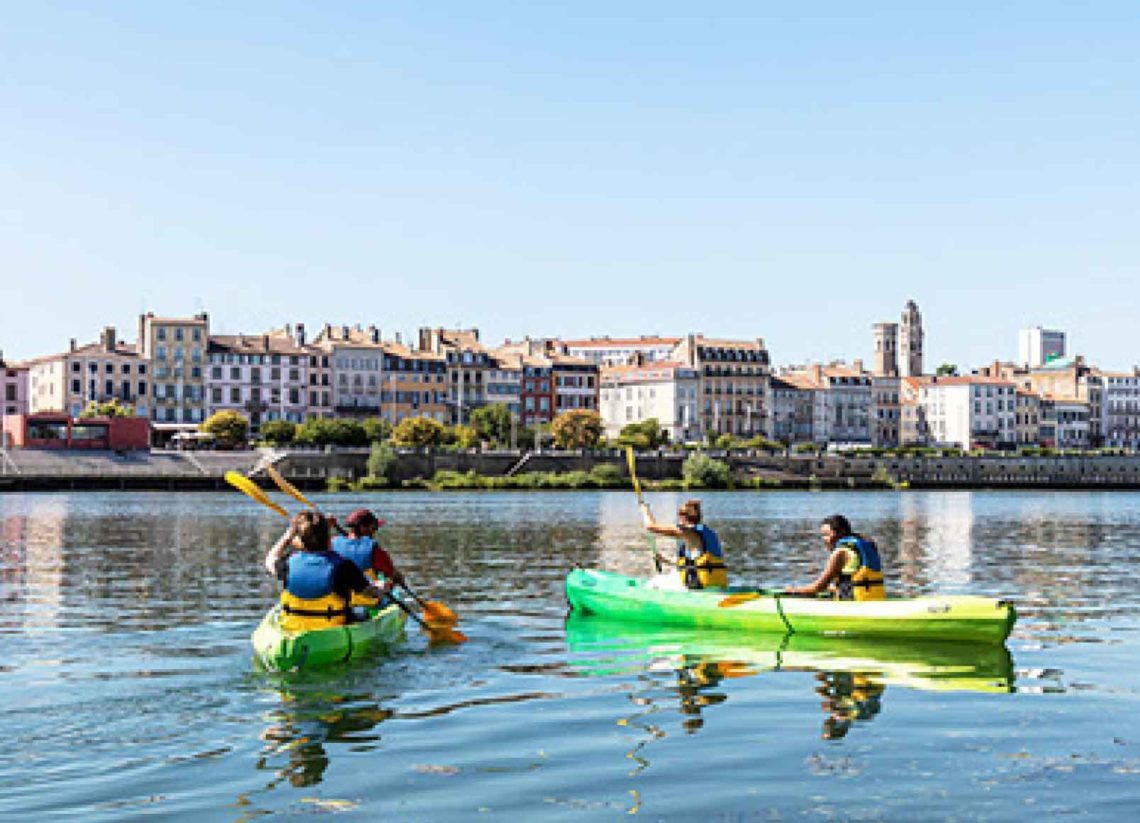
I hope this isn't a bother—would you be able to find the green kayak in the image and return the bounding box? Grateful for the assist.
[565,568,1016,644]
[251,604,407,672]
[564,613,1014,693]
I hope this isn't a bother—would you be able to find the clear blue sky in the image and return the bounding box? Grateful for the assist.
[3,2,1138,369]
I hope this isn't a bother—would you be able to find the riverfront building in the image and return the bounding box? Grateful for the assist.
[1099,370,1140,449]
[599,361,700,443]
[206,331,310,433]
[1,354,28,423]
[562,336,682,368]
[766,376,814,444]
[672,334,770,438]
[777,363,873,447]
[916,376,1017,450]
[418,328,494,425]
[378,341,449,424]
[137,313,209,426]
[27,327,149,419]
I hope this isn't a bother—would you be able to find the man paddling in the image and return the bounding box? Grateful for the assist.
[264,511,388,632]
[784,514,886,600]
[641,498,728,590]
[331,508,406,612]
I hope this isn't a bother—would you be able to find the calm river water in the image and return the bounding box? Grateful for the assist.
[1,490,1138,820]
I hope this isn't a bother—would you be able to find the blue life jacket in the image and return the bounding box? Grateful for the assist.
[834,535,885,601]
[332,535,376,577]
[285,550,344,599]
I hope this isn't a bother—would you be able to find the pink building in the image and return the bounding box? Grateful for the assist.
[1,353,29,447]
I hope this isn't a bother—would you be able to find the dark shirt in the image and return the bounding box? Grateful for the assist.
[275,551,372,602]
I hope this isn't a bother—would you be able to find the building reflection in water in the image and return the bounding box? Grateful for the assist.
[0,497,68,631]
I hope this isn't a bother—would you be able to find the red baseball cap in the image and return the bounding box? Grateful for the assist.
[346,508,385,528]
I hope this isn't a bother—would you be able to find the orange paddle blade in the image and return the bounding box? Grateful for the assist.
[426,625,468,645]
[422,601,458,626]
[717,591,763,608]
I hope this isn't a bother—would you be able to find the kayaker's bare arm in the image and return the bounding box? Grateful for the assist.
[641,502,683,538]
[265,524,297,576]
[786,549,848,596]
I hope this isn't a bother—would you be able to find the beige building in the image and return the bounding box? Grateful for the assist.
[1015,389,1041,446]
[379,341,449,424]
[28,327,149,418]
[138,313,209,425]
[418,328,494,425]
[562,336,682,367]
[312,324,386,418]
[671,334,769,438]
[777,363,873,446]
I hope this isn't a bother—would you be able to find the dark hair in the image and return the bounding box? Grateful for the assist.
[820,514,852,538]
[678,499,702,524]
[293,510,331,552]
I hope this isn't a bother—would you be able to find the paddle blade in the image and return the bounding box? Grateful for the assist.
[266,464,315,510]
[717,591,762,608]
[426,625,468,645]
[422,601,458,626]
[225,471,290,519]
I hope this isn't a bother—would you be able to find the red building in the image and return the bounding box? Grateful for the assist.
[2,413,151,451]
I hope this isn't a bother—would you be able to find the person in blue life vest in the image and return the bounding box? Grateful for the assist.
[331,508,406,612]
[263,510,388,633]
[784,514,886,601]
[640,498,728,590]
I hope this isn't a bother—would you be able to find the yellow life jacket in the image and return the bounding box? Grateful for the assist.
[279,550,350,633]
[676,524,728,589]
[835,536,886,601]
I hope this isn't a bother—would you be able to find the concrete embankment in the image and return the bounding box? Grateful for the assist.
[4,447,1140,491]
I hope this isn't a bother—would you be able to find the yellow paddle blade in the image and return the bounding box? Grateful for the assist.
[265,464,314,510]
[717,591,763,608]
[625,446,643,500]
[225,471,290,519]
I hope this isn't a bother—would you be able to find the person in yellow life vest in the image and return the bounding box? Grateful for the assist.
[641,498,728,590]
[331,508,405,610]
[784,514,886,601]
[263,511,387,633]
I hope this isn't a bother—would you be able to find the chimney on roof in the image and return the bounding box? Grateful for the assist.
[262,334,269,350]
[368,325,380,344]
[812,364,823,384]
[341,325,350,339]
[295,323,306,347]
[195,312,208,324]
[70,337,77,352]
[101,326,116,352]
[853,358,864,374]
[395,331,402,344]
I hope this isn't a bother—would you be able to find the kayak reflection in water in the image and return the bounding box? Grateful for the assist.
[784,514,886,601]
[674,657,732,733]
[640,498,728,590]
[816,671,885,740]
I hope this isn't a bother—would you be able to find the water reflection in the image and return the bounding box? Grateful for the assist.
[564,613,1015,745]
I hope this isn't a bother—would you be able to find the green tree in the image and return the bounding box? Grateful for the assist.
[470,403,514,446]
[259,419,297,444]
[453,424,480,449]
[393,415,447,447]
[936,363,959,377]
[295,417,367,446]
[714,433,738,450]
[362,416,393,443]
[200,410,249,448]
[551,409,604,449]
[79,399,134,418]
[682,453,732,488]
[366,441,399,484]
[618,418,668,449]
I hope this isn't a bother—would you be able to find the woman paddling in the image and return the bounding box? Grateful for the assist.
[264,511,389,632]
[641,498,728,590]
[785,514,886,600]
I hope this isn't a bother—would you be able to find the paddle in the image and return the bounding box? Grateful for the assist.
[390,594,468,645]
[626,447,662,573]
[225,470,289,518]
[717,589,781,608]
[263,463,459,627]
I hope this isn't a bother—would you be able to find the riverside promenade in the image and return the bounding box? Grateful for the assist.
[5,447,1140,491]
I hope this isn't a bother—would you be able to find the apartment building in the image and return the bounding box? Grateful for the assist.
[599,361,699,442]
[1100,370,1140,449]
[917,376,1017,450]
[312,324,385,418]
[28,327,148,418]
[418,328,494,425]
[1040,395,1090,449]
[550,351,599,416]
[138,313,209,424]
[206,331,310,432]
[778,363,872,446]
[766,375,814,444]
[486,352,524,416]
[672,334,770,438]
[871,375,901,447]
[1023,357,1104,447]
[562,336,682,367]
[379,342,449,424]
[1015,389,1042,446]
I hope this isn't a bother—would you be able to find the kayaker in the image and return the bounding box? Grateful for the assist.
[640,498,728,590]
[784,514,886,600]
[331,508,405,610]
[264,510,389,632]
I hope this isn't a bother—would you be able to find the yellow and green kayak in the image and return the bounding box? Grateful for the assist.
[252,604,407,672]
[565,569,1016,644]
